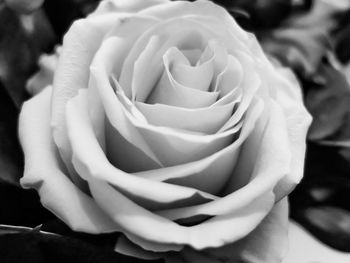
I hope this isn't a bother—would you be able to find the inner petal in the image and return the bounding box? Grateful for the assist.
[147,47,219,108]
[115,16,237,105]
[181,48,202,65]
[118,17,218,101]
[170,49,214,92]
[66,90,219,211]
[214,55,243,98]
[218,51,262,133]
[136,101,237,134]
[91,37,241,171]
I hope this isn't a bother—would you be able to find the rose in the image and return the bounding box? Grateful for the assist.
[19,0,311,262]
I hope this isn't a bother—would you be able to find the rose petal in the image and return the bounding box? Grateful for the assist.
[134,99,261,194]
[135,101,237,134]
[264,66,312,200]
[51,14,132,187]
[51,8,161,183]
[182,198,289,263]
[117,9,247,101]
[274,109,311,200]
[213,55,243,99]
[118,18,214,100]
[218,51,261,132]
[105,118,162,172]
[230,197,289,263]
[176,191,276,251]
[88,174,273,252]
[66,90,218,211]
[147,68,220,108]
[87,179,186,252]
[225,99,291,197]
[19,87,118,233]
[115,235,163,260]
[156,39,229,99]
[140,0,249,47]
[180,49,202,65]
[147,47,220,108]
[156,99,290,222]
[66,89,275,251]
[170,43,214,92]
[130,35,164,101]
[91,38,245,168]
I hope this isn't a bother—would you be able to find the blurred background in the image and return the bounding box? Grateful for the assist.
[0,0,350,262]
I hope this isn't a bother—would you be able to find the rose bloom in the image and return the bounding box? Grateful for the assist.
[19,0,312,262]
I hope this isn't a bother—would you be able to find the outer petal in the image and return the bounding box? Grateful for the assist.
[140,0,249,47]
[115,235,163,260]
[66,90,218,212]
[179,198,289,263]
[156,99,290,224]
[218,51,261,132]
[19,87,118,233]
[65,88,274,251]
[135,101,237,134]
[65,88,284,252]
[267,66,312,200]
[133,99,260,195]
[51,14,125,186]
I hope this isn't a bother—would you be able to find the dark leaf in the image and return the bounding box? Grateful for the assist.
[0,81,23,185]
[0,7,58,230]
[298,207,350,252]
[0,5,55,108]
[0,81,55,225]
[261,0,348,78]
[290,142,350,252]
[210,0,312,30]
[334,10,350,63]
[306,63,350,141]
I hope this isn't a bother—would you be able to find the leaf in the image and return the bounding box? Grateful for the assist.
[303,207,350,252]
[211,0,299,30]
[290,142,350,252]
[0,5,55,108]
[261,0,349,78]
[331,6,350,63]
[306,63,350,141]
[0,5,59,236]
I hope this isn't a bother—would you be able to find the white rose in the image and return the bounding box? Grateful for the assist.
[19,0,312,262]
